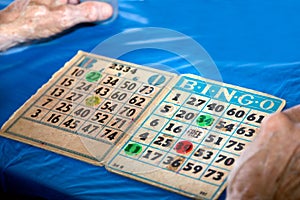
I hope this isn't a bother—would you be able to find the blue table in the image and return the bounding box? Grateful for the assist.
[1,0,299,199]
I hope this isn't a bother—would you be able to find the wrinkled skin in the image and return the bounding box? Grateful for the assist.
[0,0,113,51]
[227,105,300,200]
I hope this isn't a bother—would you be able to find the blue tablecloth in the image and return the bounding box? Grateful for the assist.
[0,0,299,199]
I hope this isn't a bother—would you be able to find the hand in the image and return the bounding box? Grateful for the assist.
[0,0,113,51]
[227,105,300,199]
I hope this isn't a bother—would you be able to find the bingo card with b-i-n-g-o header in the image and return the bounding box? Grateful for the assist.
[1,51,285,199]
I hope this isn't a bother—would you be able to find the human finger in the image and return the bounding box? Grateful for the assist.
[75,2,113,22]
[55,1,113,29]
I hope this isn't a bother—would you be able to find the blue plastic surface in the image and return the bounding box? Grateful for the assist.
[1,0,300,199]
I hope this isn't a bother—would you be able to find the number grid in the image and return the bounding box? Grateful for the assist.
[110,81,271,199]
[5,53,175,163]
[18,57,167,145]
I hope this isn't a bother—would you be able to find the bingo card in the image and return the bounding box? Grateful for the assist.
[106,74,285,199]
[1,51,285,199]
[0,51,177,165]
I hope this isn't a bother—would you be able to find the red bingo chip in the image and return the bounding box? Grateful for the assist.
[175,140,193,154]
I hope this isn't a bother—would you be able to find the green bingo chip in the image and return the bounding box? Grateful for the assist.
[196,114,214,127]
[124,143,143,156]
[85,71,102,82]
